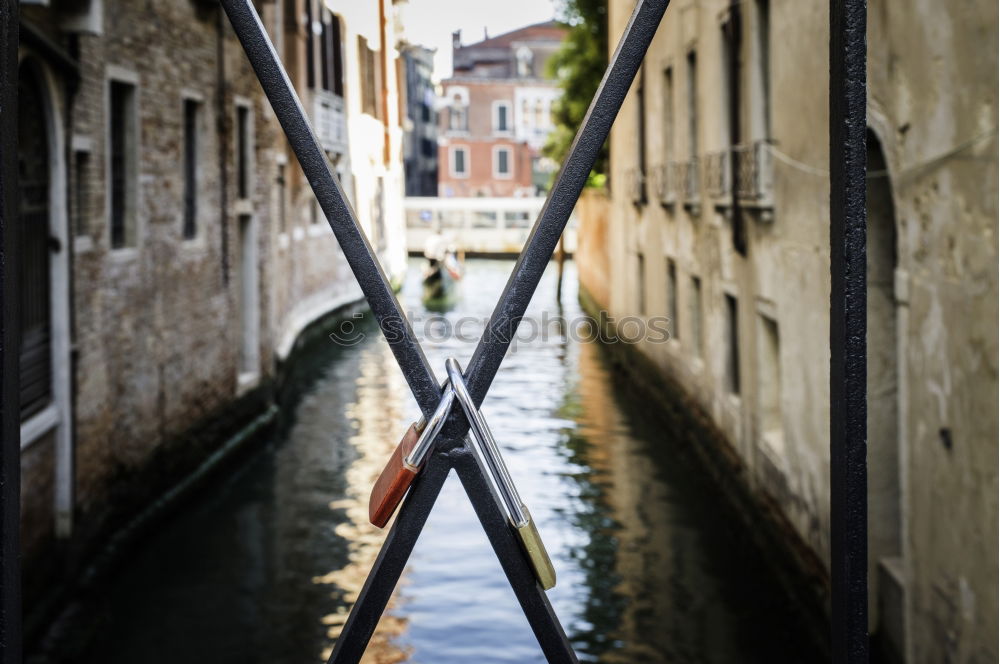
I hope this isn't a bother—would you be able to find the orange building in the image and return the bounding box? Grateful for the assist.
[438,22,566,198]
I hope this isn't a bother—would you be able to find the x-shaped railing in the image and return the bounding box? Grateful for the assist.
[220,0,668,660]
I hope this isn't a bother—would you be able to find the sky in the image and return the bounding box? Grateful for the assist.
[397,0,559,81]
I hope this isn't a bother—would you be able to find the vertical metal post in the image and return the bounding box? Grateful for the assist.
[0,1,21,661]
[829,0,868,661]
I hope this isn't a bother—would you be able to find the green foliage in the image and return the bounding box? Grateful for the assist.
[543,0,609,188]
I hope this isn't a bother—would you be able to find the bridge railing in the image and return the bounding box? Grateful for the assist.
[404,196,578,256]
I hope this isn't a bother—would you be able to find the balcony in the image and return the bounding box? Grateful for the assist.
[653,163,676,208]
[682,156,700,214]
[313,90,347,155]
[733,140,774,212]
[702,150,731,202]
[626,168,647,207]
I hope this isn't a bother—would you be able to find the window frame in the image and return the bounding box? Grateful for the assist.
[181,94,203,241]
[662,65,674,163]
[105,68,140,253]
[235,98,255,203]
[666,257,679,341]
[450,145,469,178]
[492,100,512,134]
[492,145,513,179]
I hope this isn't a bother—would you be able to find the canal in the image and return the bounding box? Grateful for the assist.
[67,259,822,664]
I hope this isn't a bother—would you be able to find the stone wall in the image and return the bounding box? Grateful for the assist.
[17,0,408,623]
[575,188,610,310]
[601,0,998,661]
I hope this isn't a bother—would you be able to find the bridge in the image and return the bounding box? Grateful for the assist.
[404,197,578,257]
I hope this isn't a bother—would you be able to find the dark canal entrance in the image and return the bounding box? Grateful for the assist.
[63,259,822,664]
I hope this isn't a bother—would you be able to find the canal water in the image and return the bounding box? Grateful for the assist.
[71,259,822,664]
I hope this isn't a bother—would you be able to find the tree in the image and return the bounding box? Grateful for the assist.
[543,0,609,189]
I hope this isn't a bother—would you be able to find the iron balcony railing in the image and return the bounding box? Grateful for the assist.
[682,156,700,210]
[653,162,676,207]
[627,168,647,206]
[733,139,774,205]
[703,150,730,200]
[313,90,347,154]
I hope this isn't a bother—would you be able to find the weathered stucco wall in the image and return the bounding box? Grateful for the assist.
[575,188,611,310]
[867,1,999,661]
[603,0,997,661]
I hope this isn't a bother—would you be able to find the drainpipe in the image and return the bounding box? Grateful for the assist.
[65,34,82,540]
[727,0,746,256]
[378,0,390,167]
[217,6,230,286]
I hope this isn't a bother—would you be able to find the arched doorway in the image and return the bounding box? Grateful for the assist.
[866,128,904,661]
[17,59,74,540]
[18,68,53,421]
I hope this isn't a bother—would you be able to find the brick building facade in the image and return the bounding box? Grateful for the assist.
[16,0,405,621]
[438,21,565,198]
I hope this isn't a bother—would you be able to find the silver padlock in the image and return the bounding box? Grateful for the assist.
[445,357,557,591]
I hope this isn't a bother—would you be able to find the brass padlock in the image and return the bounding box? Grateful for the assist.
[445,358,557,590]
[369,386,455,528]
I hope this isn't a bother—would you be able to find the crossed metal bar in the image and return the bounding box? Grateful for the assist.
[221,0,668,660]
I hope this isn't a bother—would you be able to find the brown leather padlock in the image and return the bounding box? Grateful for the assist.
[369,387,455,528]
[369,423,420,528]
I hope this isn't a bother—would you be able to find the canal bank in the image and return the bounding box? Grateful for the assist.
[26,294,375,660]
[33,259,828,663]
[577,282,832,656]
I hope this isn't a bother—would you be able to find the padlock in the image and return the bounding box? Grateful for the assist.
[445,358,557,590]
[369,385,455,528]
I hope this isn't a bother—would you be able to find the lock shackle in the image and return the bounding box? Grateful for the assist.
[403,381,456,470]
[445,358,529,528]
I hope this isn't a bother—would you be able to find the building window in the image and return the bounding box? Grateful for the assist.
[321,10,344,96]
[662,66,674,163]
[516,46,534,77]
[757,313,781,435]
[725,293,740,394]
[448,93,467,132]
[637,253,646,316]
[721,16,737,149]
[73,149,90,237]
[109,79,137,250]
[690,275,703,357]
[636,65,647,203]
[305,0,315,89]
[237,214,259,376]
[754,0,771,139]
[276,163,286,234]
[372,176,387,250]
[450,146,468,178]
[182,98,200,240]
[534,99,545,128]
[358,36,380,118]
[236,104,252,200]
[667,258,679,340]
[493,101,511,133]
[686,51,698,158]
[420,137,436,157]
[493,146,512,178]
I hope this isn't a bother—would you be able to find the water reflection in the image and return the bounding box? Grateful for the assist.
[309,348,411,663]
[62,259,822,664]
